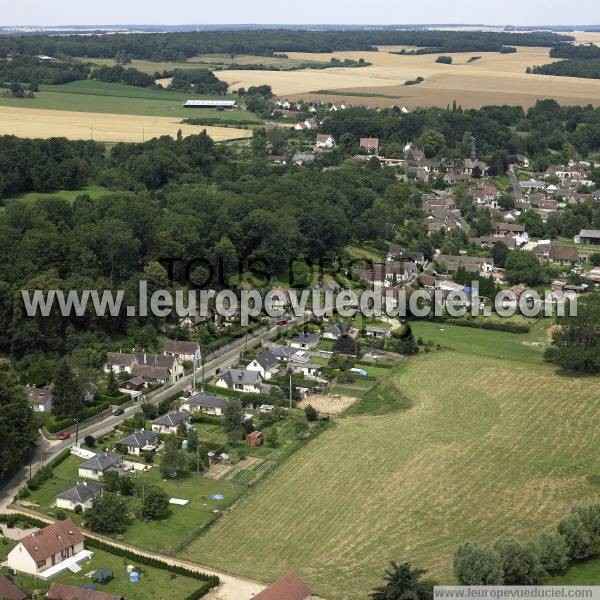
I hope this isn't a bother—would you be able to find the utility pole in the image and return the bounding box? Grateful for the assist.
[75,417,80,446]
[289,372,293,410]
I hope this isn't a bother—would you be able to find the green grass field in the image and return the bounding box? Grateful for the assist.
[1,185,111,207]
[0,80,260,123]
[25,453,245,554]
[411,318,551,364]
[53,546,201,600]
[547,558,600,584]
[183,331,600,598]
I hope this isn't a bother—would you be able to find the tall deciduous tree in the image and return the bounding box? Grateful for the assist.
[454,542,504,585]
[0,372,38,483]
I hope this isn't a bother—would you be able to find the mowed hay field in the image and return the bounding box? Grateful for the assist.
[218,46,600,109]
[185,345,600,599]
[0,105,253,143]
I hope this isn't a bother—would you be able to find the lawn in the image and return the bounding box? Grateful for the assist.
[24,452,245,554]
[410,318,551,364]
[183,347,600,599]
[0,80,260,123]
[53,546,201,600]
[547,558,600,584]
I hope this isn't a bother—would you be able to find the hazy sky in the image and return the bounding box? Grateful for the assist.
[2,0,600,27]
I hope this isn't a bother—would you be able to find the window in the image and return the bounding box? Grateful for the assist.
[37,559,46,568]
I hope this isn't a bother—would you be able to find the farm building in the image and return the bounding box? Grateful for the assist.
[575,229,600,245]
[183,100,238,109]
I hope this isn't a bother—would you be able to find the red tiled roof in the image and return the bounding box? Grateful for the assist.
[19,519,83,562]
[254,572,311,600]
[0,575,26,600]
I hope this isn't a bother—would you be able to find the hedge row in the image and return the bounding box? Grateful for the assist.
[0,513,49,528]
[97,392,131,406]
[85,536,219,598]
[26,448,71,490]
[190,413,224,426]
[442,317,530,334]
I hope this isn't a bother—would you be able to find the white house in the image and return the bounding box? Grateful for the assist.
[7,519,85,577]
[103,352,136,374]
[181,392,229,416]
[290,333,319,350]
[78,453,124,480]
[24,385,53,413]
[151,411,190,435]
[288,362,320,379]
[163,339,201,363]
[216,368,263,394]
[56,481,103,512]
[315,134,336,149]
[117,430,159,455]
[246,351,279,380]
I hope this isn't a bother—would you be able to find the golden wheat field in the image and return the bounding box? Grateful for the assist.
[0,106,253,143]
[218,46,600,109]
[184,350,600,600]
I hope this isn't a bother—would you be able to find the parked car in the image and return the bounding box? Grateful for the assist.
[112,408,125,416]
[57,432,71,440]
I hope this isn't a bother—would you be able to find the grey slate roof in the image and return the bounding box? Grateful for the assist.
[152,411,190,427]
[57,481,103,503]
[164,339,200,355]
[218,368,261,387]
[291,333,319,345]
[273,346,302,359]
[118,429,159,448]
[79,452,123,472]
[256,351,278,370]
[186,392,229,411]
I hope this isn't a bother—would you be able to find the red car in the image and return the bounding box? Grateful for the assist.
[276,319,288,326]
[57,432,71,441]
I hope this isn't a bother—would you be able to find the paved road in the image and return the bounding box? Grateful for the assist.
[0,313,313,598]
[0,314,307,510]
[507,165,524,201]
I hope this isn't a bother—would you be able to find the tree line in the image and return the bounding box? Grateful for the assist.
[0,30,571,62]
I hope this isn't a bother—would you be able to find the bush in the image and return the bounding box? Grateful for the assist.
[454,542,504,585]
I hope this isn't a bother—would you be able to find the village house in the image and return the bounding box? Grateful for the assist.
[359,137,380,153]
[329,101,349,111]
[46,583,120,600]
[181,391,229,416]
[364,326,391,339]
[163,339,201,363]
[56,481,103,512]
[403,143,425,162]
[151,411,190,435]
[216,368,264,394]
[290,332,320,350]
[103,352,136,374]
[322,321,352,340]
[294,118,317,130]
[78,453,124,480]
[437,254,494,275]
[246,351,279,380]
[272,346,304,362]
[533,243,579,265]
[575,229,600,245]
[117,429,159,455]
[254,571,312,600]
[493,222,529,245]
[7,519,87,578]
[315,133,336,149]
[24,384,53,412]
[292,152,316,165]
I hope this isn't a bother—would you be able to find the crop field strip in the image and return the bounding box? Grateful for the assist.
[184,346,600,599]
[217,46,600,109]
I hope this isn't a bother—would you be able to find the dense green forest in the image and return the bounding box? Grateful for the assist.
[530,59,600,79]
[0,55,90,84]
[550,43,600,59]
[0,30,571,61]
